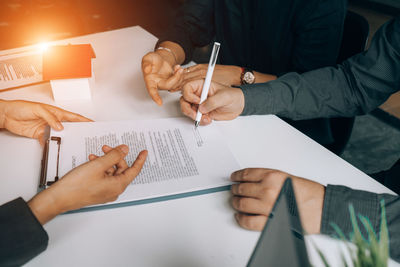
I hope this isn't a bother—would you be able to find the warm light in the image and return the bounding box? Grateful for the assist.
[37,42,50,52]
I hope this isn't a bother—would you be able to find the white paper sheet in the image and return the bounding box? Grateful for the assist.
[0,49,43,90]
[46,117,240,206]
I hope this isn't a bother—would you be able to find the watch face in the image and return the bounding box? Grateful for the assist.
[244,71,255,84]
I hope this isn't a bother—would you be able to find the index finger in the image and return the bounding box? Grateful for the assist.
[46,105,92,122]
[121,150,148,185]
[182,80,204,104]
[230,168,274,182]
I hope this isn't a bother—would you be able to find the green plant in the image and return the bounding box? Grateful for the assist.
[315,200,389,267]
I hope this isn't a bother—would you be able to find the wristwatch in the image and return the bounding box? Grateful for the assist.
[240,67,255,85]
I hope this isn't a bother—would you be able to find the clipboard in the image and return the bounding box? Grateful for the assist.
[37,118,241,213]
[38,134,231,213]
[39,136,62,190]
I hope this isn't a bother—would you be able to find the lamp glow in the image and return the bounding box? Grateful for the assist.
[38,42,50,52]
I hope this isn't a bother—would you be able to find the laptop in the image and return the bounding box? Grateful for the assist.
[247,178,311,267]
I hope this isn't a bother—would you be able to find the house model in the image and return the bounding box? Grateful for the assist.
[43,44,96,102]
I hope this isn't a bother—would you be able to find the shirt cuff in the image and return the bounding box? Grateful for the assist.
[0,197,49,266]
[240,83,275,116]
[321,185,381,238]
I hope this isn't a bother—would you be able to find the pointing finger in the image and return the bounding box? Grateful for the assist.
[231,169,267,182]
[180,96,197,120]
[121,150,148,186]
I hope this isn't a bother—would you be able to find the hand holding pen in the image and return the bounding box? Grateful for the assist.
[179,42,246,126]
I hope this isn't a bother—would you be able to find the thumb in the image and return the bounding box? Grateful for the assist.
[95,145,129,171]
[37,106,63,131]
[143,62,152,74]
[142,52,160,74]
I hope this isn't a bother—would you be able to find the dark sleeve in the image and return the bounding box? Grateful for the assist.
[241,17,400,119]
[156,0,215,64]
[321,185,400,262]
[289,0,346,73]
[0,198,49,267]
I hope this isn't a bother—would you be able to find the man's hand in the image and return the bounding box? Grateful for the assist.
[0,99,91,145]
[28,145,148,225]
[230,168,325,234]
[141,51,184,106]
[180,80,245,125]
[183,64,242,87]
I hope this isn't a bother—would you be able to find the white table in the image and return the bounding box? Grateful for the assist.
[0,26,394,267]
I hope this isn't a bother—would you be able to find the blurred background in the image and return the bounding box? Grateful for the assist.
[0,0,399,174]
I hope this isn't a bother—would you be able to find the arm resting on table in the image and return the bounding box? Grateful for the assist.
[0,197,48,267]
[241,17,400,119]
[321,185,400,262]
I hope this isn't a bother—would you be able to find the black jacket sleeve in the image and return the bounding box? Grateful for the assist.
[321,185,400,262]
[156,0,215,64]
[0,198,48,267]
[241,16,400,119]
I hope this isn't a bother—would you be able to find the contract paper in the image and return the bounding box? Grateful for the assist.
[46,117,240,207]
[0,49,43,90]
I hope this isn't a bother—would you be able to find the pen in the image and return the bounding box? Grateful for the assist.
[194,42,221,127]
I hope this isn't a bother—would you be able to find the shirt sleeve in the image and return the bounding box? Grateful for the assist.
[241,16,400,119]
[0,197,49,267]
[287,0,346,74]
[321,185,400,262]
[156,0,215,64]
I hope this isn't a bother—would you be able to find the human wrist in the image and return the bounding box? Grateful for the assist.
[0,99,7,129]
[28,186,68,225]
[156,46,177,66]
[156,41,185,65]
[232,66,243,86]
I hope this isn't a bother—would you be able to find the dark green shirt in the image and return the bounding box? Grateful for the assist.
[241,17,400,261]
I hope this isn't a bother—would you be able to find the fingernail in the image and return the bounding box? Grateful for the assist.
[56,122,63,130]
[120,145,129,154]
[234,213,239,221]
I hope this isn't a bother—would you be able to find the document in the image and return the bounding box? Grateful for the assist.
[0,49,43,90]
[44,117,240,209]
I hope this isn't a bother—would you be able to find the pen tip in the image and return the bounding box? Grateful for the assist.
[195,121,200,128]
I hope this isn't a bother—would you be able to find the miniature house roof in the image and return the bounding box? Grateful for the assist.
[43,44,96,81]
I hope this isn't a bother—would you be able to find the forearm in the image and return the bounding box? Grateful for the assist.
[241,18,400,119]
[254,71,276,84]
[321,185,400,262]
[241,66,354,119]
[28,188,65,225]
[0,99,6,128]
[156,41,186,66]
